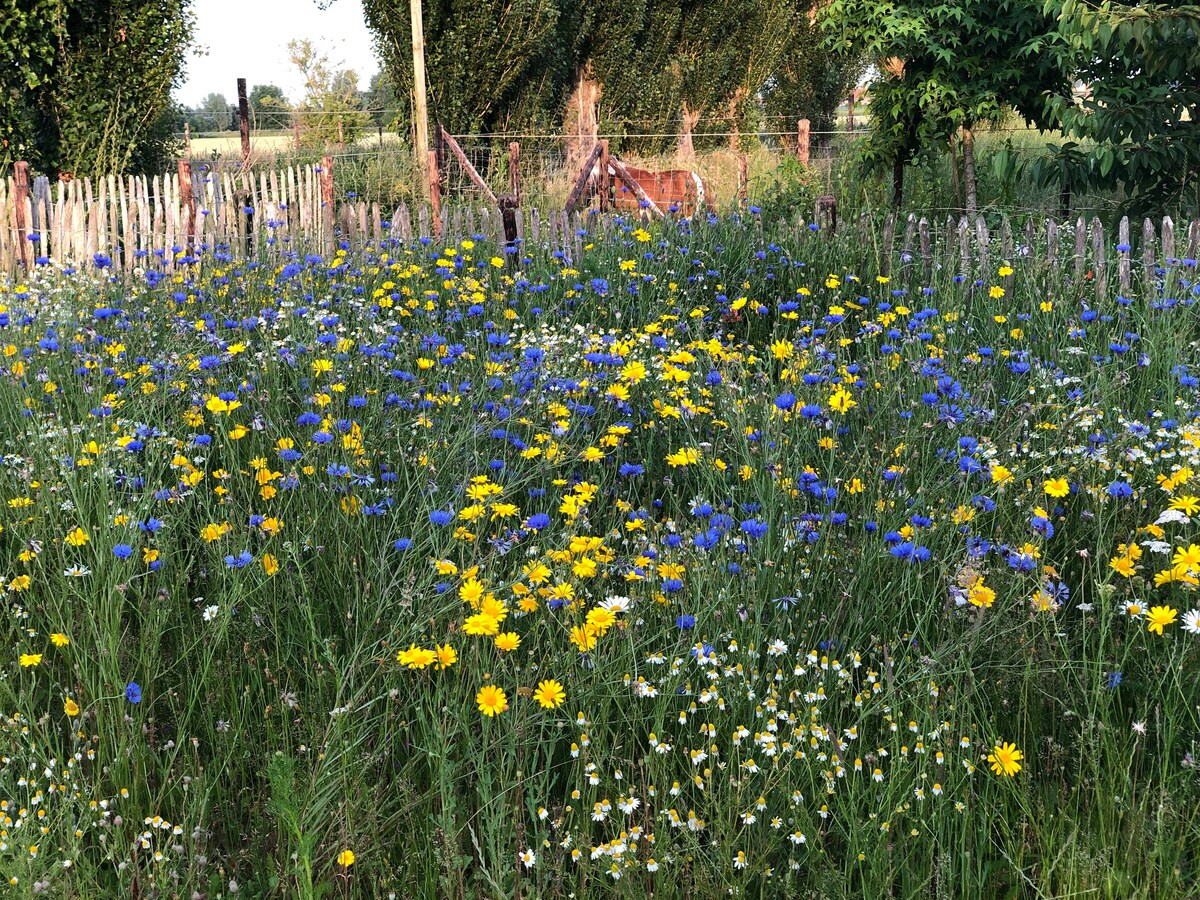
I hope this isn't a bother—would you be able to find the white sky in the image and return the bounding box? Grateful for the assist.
[178,0,380,107]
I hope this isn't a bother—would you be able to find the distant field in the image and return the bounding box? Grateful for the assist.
[184,131,403,158]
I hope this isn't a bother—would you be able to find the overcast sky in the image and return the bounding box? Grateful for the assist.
[178,0,380,106]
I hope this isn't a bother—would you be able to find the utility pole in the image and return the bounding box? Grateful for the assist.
[411,0,430,197]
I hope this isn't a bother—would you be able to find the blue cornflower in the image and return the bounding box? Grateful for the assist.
[125,682,142,704]
[224,550,253,569]
[1107,481,1133,499]
[740,519,769,539]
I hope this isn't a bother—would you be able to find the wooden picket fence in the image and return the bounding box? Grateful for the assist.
[2,160,1198,305]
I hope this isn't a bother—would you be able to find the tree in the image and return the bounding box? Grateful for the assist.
[358,0,850,156]
[822,0,1070,213]
[288,39,371,147]
[194,92,235,132]
[364,71,399,129]
[1033,1,1200,215]
[249,84,291,131]
[361,0,567,136]
[2,0,193,177]
[760,2,864,136]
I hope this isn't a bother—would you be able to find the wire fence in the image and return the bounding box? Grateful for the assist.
[153,117,1124,222]
[175,126,874,211]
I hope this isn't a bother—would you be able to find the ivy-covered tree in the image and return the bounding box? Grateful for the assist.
[361,0,570,136]
[822,0,1069,213]
[356,0,850,154]
[1,0,193,176]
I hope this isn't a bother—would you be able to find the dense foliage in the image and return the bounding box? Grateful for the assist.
[824,0,1200,216]
[0,0,193,176]
[822,0,1070,213]
[1034,0,1200,215]
[358,0,858,150]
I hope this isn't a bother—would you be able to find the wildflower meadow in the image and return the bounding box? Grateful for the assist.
[1,210,1198,898]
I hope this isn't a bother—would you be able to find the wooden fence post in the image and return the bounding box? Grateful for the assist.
[320,154,334,254]
[880,212,895,276]
[500,195,519,254]
[565,142,604,216]
[816,195,837,233]
[1091,217,1106,300]
[14,161,31,268]
[797,119,810,166]
[178,158,195,255]
[441,129,499,208]
[428,149,441,238]
[509,141,521,206]
[737,154,748,210]
[847,95,855,133]
[1142,218,1156,298]
[598,140,610,213]
[1117,216,1130,295]
[238,77,250,166]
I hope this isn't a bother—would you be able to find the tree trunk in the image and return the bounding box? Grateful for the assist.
[564,70,601,175]
[726,87,747,152]
[678,102,700,161]
[961,125,978,221]
[892,156,904,208]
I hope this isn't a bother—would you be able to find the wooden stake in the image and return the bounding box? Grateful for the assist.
[238,77,250,166]
[500,195,519,251]
[14,161,30,268]
[598,140,610,213]
[321,154,335,253]
[847,94,855,133]
[441,129,498,207]
[564,142,605,215]
[178,158,195,254]
[737,155,749,210]
[411,0,430,197]
[184,122,191,154]
[509,141,521,206]
[428,149,441,237]
[797,119,810,166]
[293,114,301,150]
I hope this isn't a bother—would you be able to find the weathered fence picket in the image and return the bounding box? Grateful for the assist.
[0,162,1195,296]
